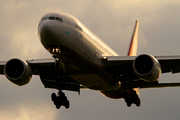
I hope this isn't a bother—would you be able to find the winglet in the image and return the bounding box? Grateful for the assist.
[127,20,139,56]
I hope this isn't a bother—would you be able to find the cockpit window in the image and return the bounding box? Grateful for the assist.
[41,16,63,22]
[49,17,56,20]
[56,17,63,22]
[42,17,48,21]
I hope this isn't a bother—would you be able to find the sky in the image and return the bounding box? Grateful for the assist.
[1,0,180,120]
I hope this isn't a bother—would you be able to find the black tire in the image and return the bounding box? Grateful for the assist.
[127,102,132,107]
[51,93,56,102]
[64,100,70,109]
[135,98,141,107]
[126,98,132,107]
[56,104,61,109]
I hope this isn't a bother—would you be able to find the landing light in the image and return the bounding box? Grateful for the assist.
[48,47,61,54]
[52,48,60,53]
[56,48,59,52]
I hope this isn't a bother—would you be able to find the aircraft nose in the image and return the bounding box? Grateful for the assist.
[39,21,63,48]
[39,21,56,41]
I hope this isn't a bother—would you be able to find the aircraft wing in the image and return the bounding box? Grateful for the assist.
[155,55,180,73]
[0,58,81,92]
[102,55,180,89]
[0,61,6,74]
[27,58,56,75]
[1,55,180,90]
[0,58,55,75]
[102,55,180,74]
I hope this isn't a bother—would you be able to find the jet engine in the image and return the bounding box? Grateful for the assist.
[133,54,161,82]
[4,58,32,86]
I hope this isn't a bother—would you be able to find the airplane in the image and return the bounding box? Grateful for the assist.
[1,12,180,109]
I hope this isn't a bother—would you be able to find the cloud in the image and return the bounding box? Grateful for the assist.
[0,103,56,120]
[1,0,29,12]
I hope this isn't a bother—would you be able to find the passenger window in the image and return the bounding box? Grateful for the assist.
[49,17,55,20]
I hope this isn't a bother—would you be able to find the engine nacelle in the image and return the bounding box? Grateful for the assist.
[4,58,32,86]
[133,54,161,82]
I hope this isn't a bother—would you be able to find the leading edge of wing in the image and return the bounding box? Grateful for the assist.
[103,56,136,61]
[27,58,55,64]
[133,80,180,89]
[103,55,180,62]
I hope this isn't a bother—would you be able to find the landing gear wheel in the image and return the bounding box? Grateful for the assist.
[135,98,141,107]
[123,90,141,107]
[51,93,56,102]
[125,96,132,107]
[64,100,70,109]
[56,103,61,109]
[127,101,132,107]
[51,91,70,109]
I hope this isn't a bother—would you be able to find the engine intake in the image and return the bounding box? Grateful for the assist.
[4,58,32,86]
[133,54,161,82]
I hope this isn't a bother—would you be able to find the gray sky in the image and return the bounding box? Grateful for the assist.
[1,0,180,120]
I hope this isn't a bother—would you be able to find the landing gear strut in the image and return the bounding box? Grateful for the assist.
[123,90,141,107]
[51,91,70,109]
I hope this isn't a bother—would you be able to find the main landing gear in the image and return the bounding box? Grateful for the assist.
[51,91,70,109]
[123,90,141,107]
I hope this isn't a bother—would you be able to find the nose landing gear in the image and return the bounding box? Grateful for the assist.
[51,91,70,109]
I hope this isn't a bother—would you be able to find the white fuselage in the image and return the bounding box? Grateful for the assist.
[38,12,127,98]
